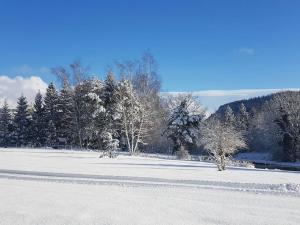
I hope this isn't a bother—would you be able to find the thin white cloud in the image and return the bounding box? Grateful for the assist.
[166,89,300,97]
[0,75,48,108]
[237,48,255,55]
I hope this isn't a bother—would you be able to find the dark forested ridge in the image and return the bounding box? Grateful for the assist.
[215,91,300,117]
[215,94,273,116]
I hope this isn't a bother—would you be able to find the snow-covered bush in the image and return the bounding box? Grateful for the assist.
[175,145,191,160]
[100,131,119,158]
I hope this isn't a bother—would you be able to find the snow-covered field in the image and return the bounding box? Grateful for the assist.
[0,148,300,225]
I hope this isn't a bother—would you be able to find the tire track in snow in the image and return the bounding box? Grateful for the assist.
[0,169,299,196]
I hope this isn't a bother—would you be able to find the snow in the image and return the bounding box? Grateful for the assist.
[1,148,300,225]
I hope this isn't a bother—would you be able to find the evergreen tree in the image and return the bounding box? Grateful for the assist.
[237,103,249,131]
[93,72,122,152]
[13,95,31,146]
[58,80,75,144]
[0,100,13,147]
[164,99,204,157]
[100,72,121,146]
[31,92,47,147]
[73,79,103,148]
[44,83,60,146]
[223,105,235,126]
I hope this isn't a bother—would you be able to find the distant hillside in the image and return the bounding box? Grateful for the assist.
[214,90,300,116]
[215,94,273,116]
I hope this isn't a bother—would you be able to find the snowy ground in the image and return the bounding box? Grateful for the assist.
[0,148,300,225]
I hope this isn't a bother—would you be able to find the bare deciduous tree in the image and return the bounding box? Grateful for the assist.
[115,52,162,153]
[118,79,152,154]
[270,91,300,161]
[200,118,247,171]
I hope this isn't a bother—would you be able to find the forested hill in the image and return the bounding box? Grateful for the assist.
[210,90,300,162]
[214,92,278,116]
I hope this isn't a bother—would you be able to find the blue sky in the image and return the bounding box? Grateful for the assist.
[0,0,300,95]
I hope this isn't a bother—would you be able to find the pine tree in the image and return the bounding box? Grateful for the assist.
[73,79,103,148]
[44,83,60,146]
[58,80,75,144]
[13,95,31,146]
[100,72,121,148]
[237,103,249,131]
[164,99,203,157]
[0,100,13,147]
[94,72,122,152]
[31,92,47,147]
[224,105,235,126]
[103,72,120,122]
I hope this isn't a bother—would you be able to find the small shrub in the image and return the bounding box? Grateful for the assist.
[175,146,191,160]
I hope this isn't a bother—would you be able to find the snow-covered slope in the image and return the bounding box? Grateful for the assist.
[0,148,300,225]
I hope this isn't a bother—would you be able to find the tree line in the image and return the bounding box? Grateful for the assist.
[0,53,167,155]
[0,53,299,170]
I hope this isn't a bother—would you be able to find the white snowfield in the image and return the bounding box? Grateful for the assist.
[0,148,300,225]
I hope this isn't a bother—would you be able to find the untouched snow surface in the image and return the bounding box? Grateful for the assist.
[0,148,300,225]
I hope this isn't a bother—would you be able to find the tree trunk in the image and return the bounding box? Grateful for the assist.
[217,154,226,171]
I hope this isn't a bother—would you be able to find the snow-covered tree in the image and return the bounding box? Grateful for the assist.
[13,95,31,146]
[44,83,60,146]
[73,78,104,148]
[223,105,235,126]
[164,98,205,158]
[236,103,249,131]
[246,109,280,155]
[99,131,119,158]
[270,92,300,162]
[200,118,247,171]
[73,81,89,148]
[118,79,149,154]
[31,92,47,147]
[0,100,13,147]
[97,72,121,150]
[58,80,75,144]
[52,61,92,148]
[133,53,166,152]
[103,72,121,126]
[86,78,105,148]
[246,92,300,162]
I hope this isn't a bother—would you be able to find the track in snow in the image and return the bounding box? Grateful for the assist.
[0,169,299,196]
